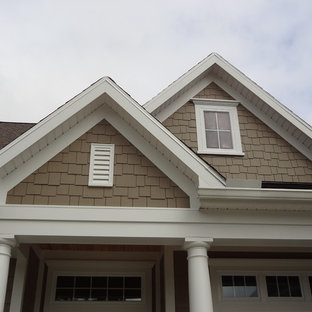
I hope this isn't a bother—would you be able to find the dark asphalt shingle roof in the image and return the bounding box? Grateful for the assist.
[0,122,35,150]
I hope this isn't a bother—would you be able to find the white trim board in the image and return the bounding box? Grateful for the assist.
[156,76,213,122]
[1,205,312,244]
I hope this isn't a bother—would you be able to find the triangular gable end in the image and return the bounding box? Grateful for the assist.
[163,82,312,182]
[6,120,190,208]
[144,53,312,162]
[0,76,225,207]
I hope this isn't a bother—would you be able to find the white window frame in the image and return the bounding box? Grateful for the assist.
[54,274,143,302]
[263,272,305,302]
[88,143,114,187]
[217,271,261,302]
[44,260,153,312]
[210,259,312,312]
[193,99,244,155]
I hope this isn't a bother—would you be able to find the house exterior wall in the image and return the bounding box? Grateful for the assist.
[163,83,312,182]
[6,120,189,208]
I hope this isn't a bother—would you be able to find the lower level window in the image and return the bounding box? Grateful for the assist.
[55,275,141,302]
[266,276,302,297]
[222,275,258,297]
[309,276,312,295]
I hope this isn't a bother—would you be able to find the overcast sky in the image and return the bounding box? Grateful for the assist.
[1,0,312,126]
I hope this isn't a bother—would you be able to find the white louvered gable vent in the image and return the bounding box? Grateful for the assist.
[88,144,114,187]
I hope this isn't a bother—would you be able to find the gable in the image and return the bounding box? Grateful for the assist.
[6,120,190,208]
[0,77,225,208]
[163,83,312,183]
[145,53,312,163]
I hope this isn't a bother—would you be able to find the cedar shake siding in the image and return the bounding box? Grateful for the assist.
[6,120,190,208]
[196,82,234,100]
[163,83,312,182]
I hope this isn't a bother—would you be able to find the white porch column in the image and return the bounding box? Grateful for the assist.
[184,237,213,312]
[0,236,15,312]
[164,246,176,312]
[9,248,28,312]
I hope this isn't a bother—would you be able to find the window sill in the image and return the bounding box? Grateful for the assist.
[197,149,245,156]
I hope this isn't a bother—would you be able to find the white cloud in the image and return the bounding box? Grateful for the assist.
[0,0,311,125]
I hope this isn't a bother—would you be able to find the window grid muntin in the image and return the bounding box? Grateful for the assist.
[265,275,302,297]
[221,275,258,298]
[204,111,233,149]
[55,275,142,302]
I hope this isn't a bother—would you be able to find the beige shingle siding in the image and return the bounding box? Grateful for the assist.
[163,83,312,182]
[6,120,190,208]
[196,82,234,100]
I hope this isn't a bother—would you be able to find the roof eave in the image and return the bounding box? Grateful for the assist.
[199,187,312,212]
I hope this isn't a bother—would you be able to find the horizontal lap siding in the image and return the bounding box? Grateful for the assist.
[163,83,312,182]
[6,120,189,208]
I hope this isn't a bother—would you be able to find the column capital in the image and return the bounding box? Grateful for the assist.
[184,237,213,250]
[0,235,16,257]
[0,234,16,246]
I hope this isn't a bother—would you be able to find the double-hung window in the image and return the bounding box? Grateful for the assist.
[194,99,243,155]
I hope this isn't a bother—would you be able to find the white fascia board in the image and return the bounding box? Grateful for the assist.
[214,77,312,161]
[213,54,312,139]
[0,77,112,168]
[144,53,218,113]
[1,107,105,194]
[103,80,225,188]
[156,76,213,122]
[198,187,312,212]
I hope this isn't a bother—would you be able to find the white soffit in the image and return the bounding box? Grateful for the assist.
[144,53,312,161]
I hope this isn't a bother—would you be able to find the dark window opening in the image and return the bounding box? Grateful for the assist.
[55,275,142,302]
[221,275,258,297]
[266,276,302,297]
[262,181,312,190]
